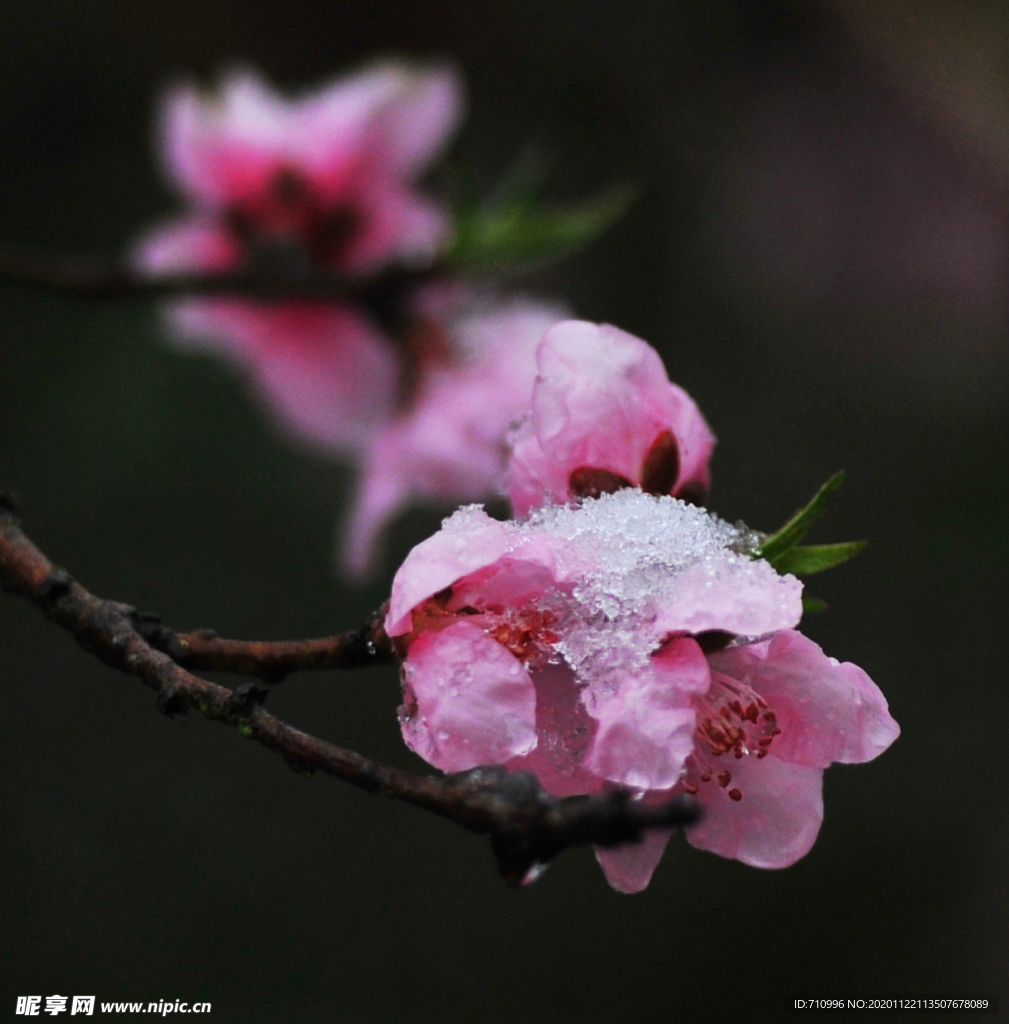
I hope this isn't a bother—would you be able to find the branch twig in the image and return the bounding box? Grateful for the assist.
[0,249,440,316]
[135,613,395,682]
[0,503,699,886]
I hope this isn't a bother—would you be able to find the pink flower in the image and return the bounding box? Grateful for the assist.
[341,295,569,575]
[507,321,716,517]
[137,61,463,277]
[130,62,462,455]
[385,490,899,892]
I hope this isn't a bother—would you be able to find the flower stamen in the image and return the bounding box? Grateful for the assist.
[687,671,783,800]
[487,609,560,667]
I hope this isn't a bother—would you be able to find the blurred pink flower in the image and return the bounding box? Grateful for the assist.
[506,320,716,516]
[131,61,462,456]
[138,61,463,277]
[130,63,566,573]
[385,491,898,892]
[342,295,569,575]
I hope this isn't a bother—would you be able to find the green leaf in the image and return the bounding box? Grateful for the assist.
[756,471,846,563]
[487,146,554,210]
[447,183,636,272]
[801,596,829,614]
[772,540,867,576]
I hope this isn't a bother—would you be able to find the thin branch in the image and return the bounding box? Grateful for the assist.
[0,249,439,307]
[0,503,699,886]
[135,613,395,682]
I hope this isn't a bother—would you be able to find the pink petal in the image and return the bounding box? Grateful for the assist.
[346,298,564,579]
[447,551,561,616]
[652,554,803,638]
[159,71,287,207]
[338,451,410,580]
[709,630,900,768]
[340,188,448,274]
[166,299,398,452]
[131,217,240,274]
[369,297,562,491]
[369,64,464,177]
[594,827,674,894]
[294,66,407,173]
[340,401,503,582]
[399,619,537,772]
[507,320,716,515]
[584,637,709,790]
[673,400,717,499]
[295,63,446,186]
[388,526,572,638]
[685,755,824,868]
[393,299,561,491]
[506,662,603,797]
[385,509,520,636]
[158,79,216,203]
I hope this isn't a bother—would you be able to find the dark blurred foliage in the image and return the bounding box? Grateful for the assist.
[1,1,1007,1020]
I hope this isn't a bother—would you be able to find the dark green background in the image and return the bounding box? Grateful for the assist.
[1,2,1005,1021]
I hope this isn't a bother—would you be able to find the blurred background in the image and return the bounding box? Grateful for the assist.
[0,1,1006,1019]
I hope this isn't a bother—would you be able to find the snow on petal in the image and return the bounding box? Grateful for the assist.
[685,755,824,869]
[652,553,804,638]
[507,320,716,516]
[400,620,537,772]
[709,630,900,768]
[386,484,897,889]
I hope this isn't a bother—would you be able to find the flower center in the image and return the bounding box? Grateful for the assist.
[683,671,782,801]
[226,167,363,273]
[487,608,560,668]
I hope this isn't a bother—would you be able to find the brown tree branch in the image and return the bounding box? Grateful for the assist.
[0,503,699,886]
[0,249,441,319]
[134,612,395,682]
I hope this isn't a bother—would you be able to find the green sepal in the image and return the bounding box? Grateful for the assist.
[446,158,635,272]
[756,471,846,563]
[801,596,829,614]
[772,540,867,576]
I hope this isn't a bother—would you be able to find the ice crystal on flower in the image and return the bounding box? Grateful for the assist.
[426,489,790,694]
[524,490,752,680]
[388,481,898,892]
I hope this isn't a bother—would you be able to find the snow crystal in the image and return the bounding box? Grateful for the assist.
[437,489,783,692]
